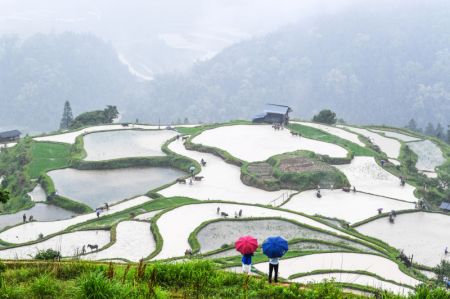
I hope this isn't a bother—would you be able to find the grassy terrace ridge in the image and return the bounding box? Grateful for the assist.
[241,151,349,192]
[287,123,377,158]
[2,260,448,299]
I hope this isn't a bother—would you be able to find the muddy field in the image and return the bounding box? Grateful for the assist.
[247,162,274,179]
[279,157,333,173]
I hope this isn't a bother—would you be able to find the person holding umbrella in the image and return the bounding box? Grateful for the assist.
[235,236,258,274]
[262,236,289,283]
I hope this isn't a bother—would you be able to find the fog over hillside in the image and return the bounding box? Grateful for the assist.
[0,0,449,132]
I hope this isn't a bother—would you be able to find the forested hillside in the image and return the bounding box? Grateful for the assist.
[0,33,138,132]
[1,2,450,131]
[137,2,450,126]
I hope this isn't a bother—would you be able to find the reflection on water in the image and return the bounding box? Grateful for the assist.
[83,130,176,161]
[48,167,185,208]
[0,203,76,230]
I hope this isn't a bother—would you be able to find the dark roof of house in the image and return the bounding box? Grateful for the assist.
[0,130,21,139]
[264,104,293,115]
[439,201,450,211]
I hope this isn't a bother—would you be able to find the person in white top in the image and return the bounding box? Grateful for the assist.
[268,257,279,283]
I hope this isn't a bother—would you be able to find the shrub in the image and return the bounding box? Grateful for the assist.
[0,285,28,299]
[0,261,5,288]
[75,271,131,299]
[34,249,61,261]
[30,274,59,299]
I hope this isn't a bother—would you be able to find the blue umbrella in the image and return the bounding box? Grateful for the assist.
[262,236,288,258]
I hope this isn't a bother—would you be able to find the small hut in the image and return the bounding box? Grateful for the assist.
[0,130,21,143]
[252,104,292,125]
[439,201,450,212]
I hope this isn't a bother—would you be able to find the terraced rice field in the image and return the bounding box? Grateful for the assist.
[34,124,160,144]
[193,125,348,162]
[291,273,412,295]
[253,253,420,287]
[3,122,446,294]
[340,126,401,158]
[0,196,152,244]
[197,219,343,253]
[293,122,365,146]
[82,221,155,262]
[370,129,421,142]
[48,167,184,208]
[83,130,177,161]
[0,203,76,231]
[159,140,290,204]
[283,190,414,224]
[407,140,445,173]
[0,230,110,259]
[153,203,357,260]
[335,157,416,202]
[356,212,450,267]
[27,184,47,202]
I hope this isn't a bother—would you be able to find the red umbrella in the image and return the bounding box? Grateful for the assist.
[235,236,258,254]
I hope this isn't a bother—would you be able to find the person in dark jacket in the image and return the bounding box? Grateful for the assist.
[241,253,253,273]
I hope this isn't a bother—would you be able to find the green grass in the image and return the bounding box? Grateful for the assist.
[72,197,198,231]
[27,142,71,179]
[288,123,376,157]
[1,260,446,298]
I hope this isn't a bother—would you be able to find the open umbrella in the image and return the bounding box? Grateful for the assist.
[262,236,288,258]
[235,236,258,255]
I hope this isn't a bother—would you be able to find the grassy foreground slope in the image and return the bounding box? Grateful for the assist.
[0,260,447,299]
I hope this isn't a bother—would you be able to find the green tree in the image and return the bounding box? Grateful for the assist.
[312,109,337,125]
[434,260,450,284]
[424,122,435,136]
[59,101,74,130]
[104,105,119,123]
[447,125,450,144]
[70,106,120,129]
[435,123,444,139]
[183,117,189,125]
[0,188,9,204]
[406,119,421,132]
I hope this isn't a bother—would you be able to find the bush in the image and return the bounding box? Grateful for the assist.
[75,271,133,299]
[312,109,337,125]
[30,274,59,299]
[34,249,61,261]
[0,284,28,299]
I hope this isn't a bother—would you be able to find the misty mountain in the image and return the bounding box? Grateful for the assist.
[132,2,450,126]
[2,2,450,132]
[0,33,139,132]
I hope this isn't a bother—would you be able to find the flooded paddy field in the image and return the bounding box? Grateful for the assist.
[82,221,154,262]
[407,140,445,173]
[193,125,348,162]
[48,167,184,208]
[0,230,110,259]
[0,203,76,231]
[356,212,450,267]
[83,130,177,161]
[283,190,414,224]
[197,219,349,253]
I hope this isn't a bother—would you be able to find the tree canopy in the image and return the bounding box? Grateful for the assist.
[70,106,119,129]
[0,188,9,204]
[59,101,74,130]
[312,109,337,125]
